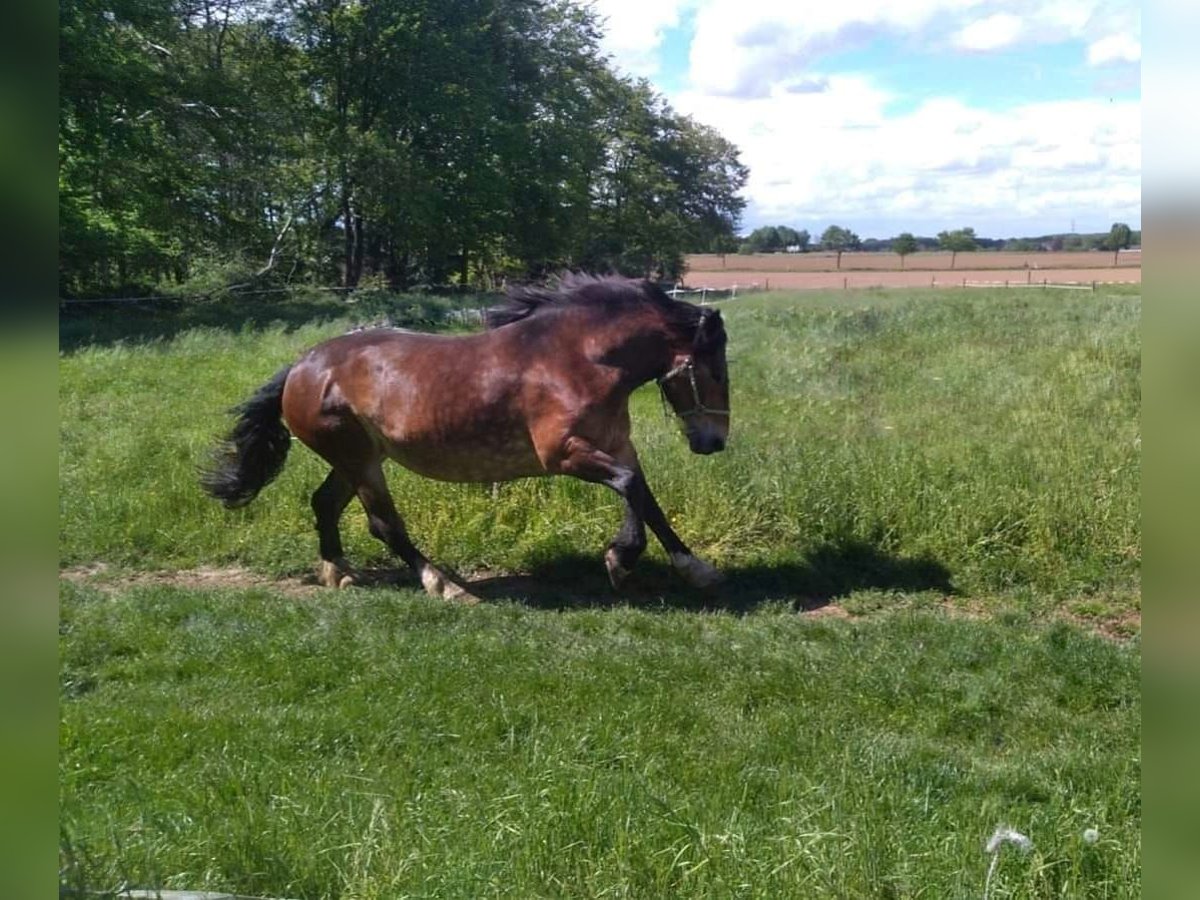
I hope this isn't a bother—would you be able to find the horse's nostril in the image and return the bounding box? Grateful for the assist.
[690,432,725,455]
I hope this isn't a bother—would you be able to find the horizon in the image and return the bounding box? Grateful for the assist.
[728,225,1141,244]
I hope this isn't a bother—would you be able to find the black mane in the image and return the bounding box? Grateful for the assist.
[485,273,705,334]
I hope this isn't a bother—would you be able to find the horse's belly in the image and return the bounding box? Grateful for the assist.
[385,440,545,483]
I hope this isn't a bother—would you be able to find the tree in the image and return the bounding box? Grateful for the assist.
[59,0,748,295]
[583,78,747,279]
[743,226,782,253]
[782,227,809,252]
[1105,222,1132,265]
[937,227,978,269]
[820,225,860,269]
[892,232,919,269]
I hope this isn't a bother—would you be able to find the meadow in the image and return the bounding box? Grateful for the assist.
[59,286,1140,897]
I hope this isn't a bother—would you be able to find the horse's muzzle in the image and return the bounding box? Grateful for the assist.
[688,431,726,455]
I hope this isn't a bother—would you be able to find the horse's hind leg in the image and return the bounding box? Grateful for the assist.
[312,469,356,587]
[355,464,480,604]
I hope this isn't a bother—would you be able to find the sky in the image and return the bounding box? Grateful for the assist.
[587,0,1141,240]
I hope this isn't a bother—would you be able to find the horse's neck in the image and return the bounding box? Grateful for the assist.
[590,316,678,390]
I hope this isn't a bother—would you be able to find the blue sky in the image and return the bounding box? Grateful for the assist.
[590,0,1141,239]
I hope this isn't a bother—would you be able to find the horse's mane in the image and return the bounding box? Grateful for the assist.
[485,273,705,333]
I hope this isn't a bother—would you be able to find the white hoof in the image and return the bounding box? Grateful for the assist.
[318,558,356,588]
[670,553,723,589]
[420,565,481,604]
[605,548,632,590]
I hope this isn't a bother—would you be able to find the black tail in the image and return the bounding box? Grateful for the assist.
[200,366,294,509]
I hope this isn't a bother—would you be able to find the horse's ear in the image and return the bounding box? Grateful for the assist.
[695,309,725,350]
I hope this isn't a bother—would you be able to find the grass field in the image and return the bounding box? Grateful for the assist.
[59,286,1141,897]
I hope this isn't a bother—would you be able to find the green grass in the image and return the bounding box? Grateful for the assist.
[59,286,1141,896]
[60,286,1140,612]
[60,582,1139,898]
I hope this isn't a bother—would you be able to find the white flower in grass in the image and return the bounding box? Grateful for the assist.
[986,826,1033,854]
[1083,827,1100,844]
[983,825,1034,900]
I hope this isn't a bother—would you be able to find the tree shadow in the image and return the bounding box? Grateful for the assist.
[58,291,494,352]
[347,539,954,614]
[59,295,349,352]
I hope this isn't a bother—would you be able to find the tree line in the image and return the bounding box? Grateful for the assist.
[735,223,1139,268]
[60,0,749,299]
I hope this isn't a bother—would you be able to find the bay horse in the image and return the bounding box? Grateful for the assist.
[200,274,730,602]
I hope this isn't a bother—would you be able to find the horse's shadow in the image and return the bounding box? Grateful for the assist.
[352,539,953,614]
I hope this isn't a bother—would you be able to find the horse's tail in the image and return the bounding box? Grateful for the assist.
[200,365,294,509]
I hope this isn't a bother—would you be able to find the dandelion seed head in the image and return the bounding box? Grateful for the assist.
[1083,827,1100,844]
[986,826,1033,854]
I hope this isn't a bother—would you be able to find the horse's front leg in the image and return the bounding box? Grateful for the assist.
[558,438,722,589]
[605,499,647,589]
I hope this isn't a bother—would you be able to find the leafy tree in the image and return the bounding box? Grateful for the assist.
[892,232,919,268]
[59,0,748,296]
[1004,238,1039,252]
[585,79,746,279]
[743,225,809,252]
[743,226,782,253]
[820,225,860,269]
[780,227,809,251]
[937,227,978,269]
[1105,222,1133,265]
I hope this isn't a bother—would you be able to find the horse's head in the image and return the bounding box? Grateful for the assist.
[658,308,730,455]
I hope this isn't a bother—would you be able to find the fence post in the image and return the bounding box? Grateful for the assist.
[1027,270,1032,284]
[1092,280,1096,292]
[843,276,847,290]
[962,277,966,288]
[732,284,737,299]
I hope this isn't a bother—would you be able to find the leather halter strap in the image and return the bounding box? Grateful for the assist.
[657,358,730,420]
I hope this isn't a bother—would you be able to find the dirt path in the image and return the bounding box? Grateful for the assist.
[679,267,1140,291]
[61,563,1138,640]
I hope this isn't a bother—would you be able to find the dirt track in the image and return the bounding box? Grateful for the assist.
[688,250,1141,272]
[678,266,1140,291]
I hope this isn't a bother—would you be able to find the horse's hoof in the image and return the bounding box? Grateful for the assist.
[318,559,356,588]
[421,565,480,604]
[441,580,482,605]
[670,553,723,589]
[604,548,631,590]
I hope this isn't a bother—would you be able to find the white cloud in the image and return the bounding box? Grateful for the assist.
[681,1,1141,97]
[588,0,694,77]
[672,80,1140,233]
[1087,34,1141,65]
[585,1,1141,233]
[953,13,1024,50]
[687,0,982,96]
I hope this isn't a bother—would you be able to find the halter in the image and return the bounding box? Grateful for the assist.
[657,357,730,420]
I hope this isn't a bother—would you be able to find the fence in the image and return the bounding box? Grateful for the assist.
[664,282,765,304]
[961,279,1098,292]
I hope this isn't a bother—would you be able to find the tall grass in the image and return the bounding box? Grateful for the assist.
[59,287,1140,607]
